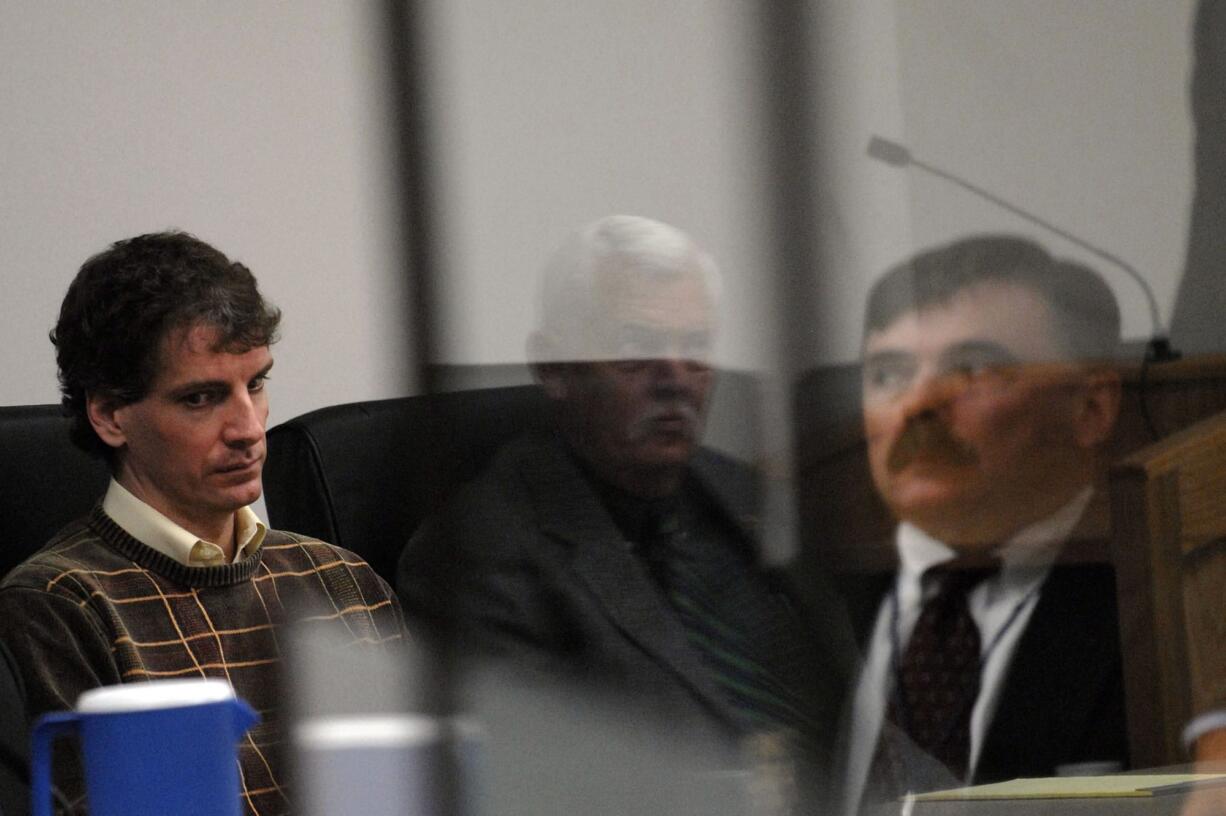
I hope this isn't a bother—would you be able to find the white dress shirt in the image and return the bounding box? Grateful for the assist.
[101,479,266,566]
[842,489,1092,815]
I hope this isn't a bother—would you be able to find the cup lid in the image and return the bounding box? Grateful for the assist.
[77,678,236,713]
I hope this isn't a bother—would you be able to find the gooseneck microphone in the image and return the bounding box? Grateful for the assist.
[867,135,1179,363]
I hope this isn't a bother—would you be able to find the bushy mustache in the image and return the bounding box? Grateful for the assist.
[886,412,978,473]
[626,399,702,442]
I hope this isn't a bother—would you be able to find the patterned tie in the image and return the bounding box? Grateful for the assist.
[887,558,1000,780]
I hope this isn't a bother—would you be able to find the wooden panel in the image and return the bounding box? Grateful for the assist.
[1179,466,1226,553]
[1183,546,1226,719]
[1110,406,1226,767]
[1109,467,1189,767]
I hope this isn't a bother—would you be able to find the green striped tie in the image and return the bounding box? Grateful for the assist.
[646,511,816,735]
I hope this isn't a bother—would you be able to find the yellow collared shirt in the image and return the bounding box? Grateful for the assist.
[101,479,267,567]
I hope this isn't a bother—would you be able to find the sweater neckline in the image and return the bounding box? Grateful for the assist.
[89,505,263,588]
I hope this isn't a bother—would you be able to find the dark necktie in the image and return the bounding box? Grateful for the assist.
[642,509,809,735]
[888,558,1000,780]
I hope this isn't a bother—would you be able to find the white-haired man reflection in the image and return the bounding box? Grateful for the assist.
[397,215,852,808]
[528,214,722,500]
[843,235,1129,812]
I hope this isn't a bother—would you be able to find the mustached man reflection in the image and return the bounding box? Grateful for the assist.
[398,215,849,800]
[842,235,1129,812]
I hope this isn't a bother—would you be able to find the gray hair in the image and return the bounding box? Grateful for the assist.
[532,215,720,361]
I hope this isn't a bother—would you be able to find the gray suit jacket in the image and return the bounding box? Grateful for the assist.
[397,431,854,759]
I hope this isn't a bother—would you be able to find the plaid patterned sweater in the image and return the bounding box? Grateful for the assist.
[0,505,407,815]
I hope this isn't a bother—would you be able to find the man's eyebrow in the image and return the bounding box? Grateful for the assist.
[940,340,1019,363]
[166,379,228,398]
[165,361,275,397]
[862,348,913,367]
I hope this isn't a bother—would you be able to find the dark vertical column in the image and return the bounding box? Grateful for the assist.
[382,4,461,816]
[384,0,440,397]
[749,0,825,567]
[1172,0,1226,355]
[755,0,823,377]
[751,7,861,805]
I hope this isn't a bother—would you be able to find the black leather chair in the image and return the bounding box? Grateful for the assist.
[0,404,108,814]
[263,385,551,585]
[0,640,28,816]
[0,404,111,579]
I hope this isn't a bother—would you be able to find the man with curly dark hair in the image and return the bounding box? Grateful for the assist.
[0,232,406,815]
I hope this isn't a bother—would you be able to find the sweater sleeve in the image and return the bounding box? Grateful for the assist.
[0,585,120,719]
[0,585,120,814]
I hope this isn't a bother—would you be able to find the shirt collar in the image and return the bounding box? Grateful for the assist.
[896,487,1093,584]
[101,479,267,567]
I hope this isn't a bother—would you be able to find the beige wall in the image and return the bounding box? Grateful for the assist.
[0,1,410,425]
[423,0,1196,368]
[808,0,1195,364]
[895,0,1194,348]
[420,0,773,371]
[1,1,1200,410]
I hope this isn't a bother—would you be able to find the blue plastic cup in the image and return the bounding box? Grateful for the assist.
[31,678,260,816]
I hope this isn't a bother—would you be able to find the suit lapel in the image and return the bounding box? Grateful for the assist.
[516,435,738,724]
[974,562,1122,781]
[841,570,896,648]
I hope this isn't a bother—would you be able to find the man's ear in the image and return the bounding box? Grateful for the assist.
[86,393,129,450]
[1072,367,1122,449]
